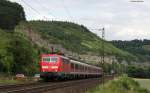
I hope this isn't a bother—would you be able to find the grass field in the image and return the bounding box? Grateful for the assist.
[0,76,22,84]
[0,79,20,84]
[134,78,150,91]
[143,45,150,51]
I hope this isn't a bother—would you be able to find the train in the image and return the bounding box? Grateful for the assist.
[40,53,102,81]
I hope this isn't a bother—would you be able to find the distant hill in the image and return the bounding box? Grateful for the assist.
[110,39,150,62]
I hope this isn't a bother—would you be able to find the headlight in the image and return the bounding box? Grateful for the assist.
[42,66,48,69]
[51,66,58,69]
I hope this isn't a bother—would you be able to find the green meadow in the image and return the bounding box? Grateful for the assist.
[134,78,150,91]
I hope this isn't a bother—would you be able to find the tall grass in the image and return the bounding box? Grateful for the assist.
[88,75,150,93]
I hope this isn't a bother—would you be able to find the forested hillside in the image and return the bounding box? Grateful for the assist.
[110,40,150,62]
[15,21,135,61]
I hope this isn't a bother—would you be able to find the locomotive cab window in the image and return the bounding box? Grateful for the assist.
[42,57,58,62]
[51,57,58,62]
[42,57,50,62]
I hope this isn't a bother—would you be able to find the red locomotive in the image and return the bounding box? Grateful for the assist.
[40,53,102,81]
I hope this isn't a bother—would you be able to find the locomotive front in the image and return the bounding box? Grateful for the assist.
[40,54,61,80]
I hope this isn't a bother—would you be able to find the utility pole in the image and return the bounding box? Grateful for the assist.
[99,27,105,86]
[90,27,105,85]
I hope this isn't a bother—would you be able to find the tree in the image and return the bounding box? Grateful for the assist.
[8,35,38,75]
[0,0,26,30]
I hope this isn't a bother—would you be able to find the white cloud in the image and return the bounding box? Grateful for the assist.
[9,0,150,40]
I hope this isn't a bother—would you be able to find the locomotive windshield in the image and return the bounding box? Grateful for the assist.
[42,57,58,62]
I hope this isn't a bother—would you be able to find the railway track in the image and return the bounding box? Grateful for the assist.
[0,82,38,89]
[0,82,53,93]
[0,78,101,93]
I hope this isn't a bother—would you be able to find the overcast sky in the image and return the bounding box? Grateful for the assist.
[10,0,150,40]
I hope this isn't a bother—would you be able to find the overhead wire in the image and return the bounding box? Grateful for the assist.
[61,0,74,22]
[36,0,57,20]
[21,0,77,22]
[21,0,98,29]
[21,0,41,15]
[21,0,50,20]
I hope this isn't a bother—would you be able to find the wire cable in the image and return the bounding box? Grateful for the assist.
[36,0,57,19]
[21,0,41,15]
[61,0,74,21]
[21,0,49,20]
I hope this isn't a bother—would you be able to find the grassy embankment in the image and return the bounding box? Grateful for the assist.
[88,75,150,93]
[0,77,38,84]
[0,75,21,84]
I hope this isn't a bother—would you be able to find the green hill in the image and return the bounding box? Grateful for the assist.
[15,21,135,61]
[0,21,137,75]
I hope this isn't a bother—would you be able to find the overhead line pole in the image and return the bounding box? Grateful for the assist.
[100,27,105,86]
[89,27,105,85]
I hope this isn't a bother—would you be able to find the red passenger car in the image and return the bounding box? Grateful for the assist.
[40,54,102,81]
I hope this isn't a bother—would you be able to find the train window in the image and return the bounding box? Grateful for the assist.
[50,57,58,62]
[81,66,83,70]
[85,67,87,71]
[78,65,81,70]
[42,57,58,62]
[71,63,74,69]
[42,57,50,62]
[75,64,79,69]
